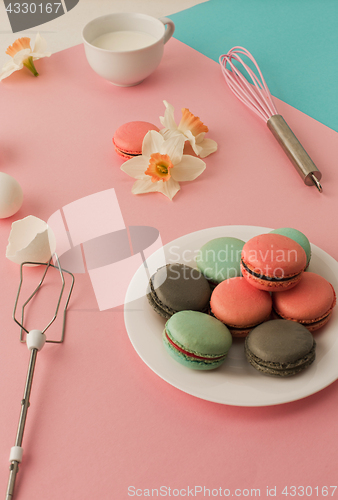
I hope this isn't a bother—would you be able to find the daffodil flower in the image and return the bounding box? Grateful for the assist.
[160,100,218,158]
[0,34,51,81]
[121,130,206,200]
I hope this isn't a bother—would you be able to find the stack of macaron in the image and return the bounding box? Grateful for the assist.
[147,228,336,376]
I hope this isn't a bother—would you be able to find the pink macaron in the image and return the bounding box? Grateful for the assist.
[113,121,160,159]
[210,277,272,337]
[272,272,336,331]
[241,233,307,292]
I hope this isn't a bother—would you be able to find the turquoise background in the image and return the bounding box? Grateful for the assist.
[170,0,338,132]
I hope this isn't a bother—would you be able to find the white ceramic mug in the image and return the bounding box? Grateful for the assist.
[82,12,175,87]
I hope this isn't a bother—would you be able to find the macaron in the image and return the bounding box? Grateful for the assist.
[270,228,311,268]
[272,272,336,331]
[210,277,272,337]
[241,233,307,292]
[245,319,316,377]
[147,263,211,319]
[113,121,160,159]
[196,237,245,287]
[163,310,232,370]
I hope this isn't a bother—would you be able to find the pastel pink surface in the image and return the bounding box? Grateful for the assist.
[273,272,336,322]
[210,277,272,327]
[1,39,338,499]
[62,188,126,245]
[113,121,160,157]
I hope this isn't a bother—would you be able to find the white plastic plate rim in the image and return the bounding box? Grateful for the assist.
[124,225,338,407]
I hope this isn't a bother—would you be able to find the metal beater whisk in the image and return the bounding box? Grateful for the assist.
[6,256,74,500]
[219,46,323,192]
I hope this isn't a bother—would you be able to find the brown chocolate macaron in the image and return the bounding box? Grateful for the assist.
[245,319,316,377]
[147,263,211,319]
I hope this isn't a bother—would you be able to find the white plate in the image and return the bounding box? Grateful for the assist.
[124,226,338,406]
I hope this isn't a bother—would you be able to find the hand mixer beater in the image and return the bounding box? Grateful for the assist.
[219,46,323,192]
[5,256,74,500]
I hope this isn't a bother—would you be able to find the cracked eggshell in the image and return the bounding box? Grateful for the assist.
[6,215,56,265]
[0,172,23,218]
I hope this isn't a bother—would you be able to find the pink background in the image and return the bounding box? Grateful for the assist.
[1,39,338,498]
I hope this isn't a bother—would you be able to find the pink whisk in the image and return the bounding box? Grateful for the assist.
[219,47,322,192]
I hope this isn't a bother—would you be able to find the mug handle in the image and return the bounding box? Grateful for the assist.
[159,17,175,44]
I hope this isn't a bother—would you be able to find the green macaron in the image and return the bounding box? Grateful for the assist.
[270,228,311,267]
[163,311,232,370]
[196,237,245,286]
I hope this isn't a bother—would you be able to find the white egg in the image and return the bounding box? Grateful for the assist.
[0,172,23,218]
[6,215,56,265]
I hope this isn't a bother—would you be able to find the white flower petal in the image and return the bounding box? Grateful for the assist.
[192,143,203,155]
[120,156,148,179]
[160,127,180,141]
[12,48,31,65]
[159,100,178,130]
[131,177,180,200]
[160,133,185,165]
[0,60,20,81]
[131,177,160,195]
[171,155,206,182]
[197,138,218,158]
[31,51,52,60]
[184,129,201,155]
[142,130,164,158]
[195,132,206,143]
[157,178,180,200]
[33,33,47,54]
[31,34,51,59]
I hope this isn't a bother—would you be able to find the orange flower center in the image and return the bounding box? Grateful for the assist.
[145,153,173,183]
[178,108,209,137]
[6,37,31,57]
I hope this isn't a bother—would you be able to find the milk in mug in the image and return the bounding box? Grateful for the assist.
[92,31,158,51]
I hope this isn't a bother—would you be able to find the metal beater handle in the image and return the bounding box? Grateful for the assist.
[6,343,40,500]
[267,114,322,192]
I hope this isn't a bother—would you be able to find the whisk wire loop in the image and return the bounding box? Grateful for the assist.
[219,46,278,121]
[225,63,267,120]
[13,254,75,343]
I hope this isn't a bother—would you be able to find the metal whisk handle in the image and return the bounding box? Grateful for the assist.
[267,114,322,192]
[6,461,19,500]
[6,331,46,500]
[6,347,37,500]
